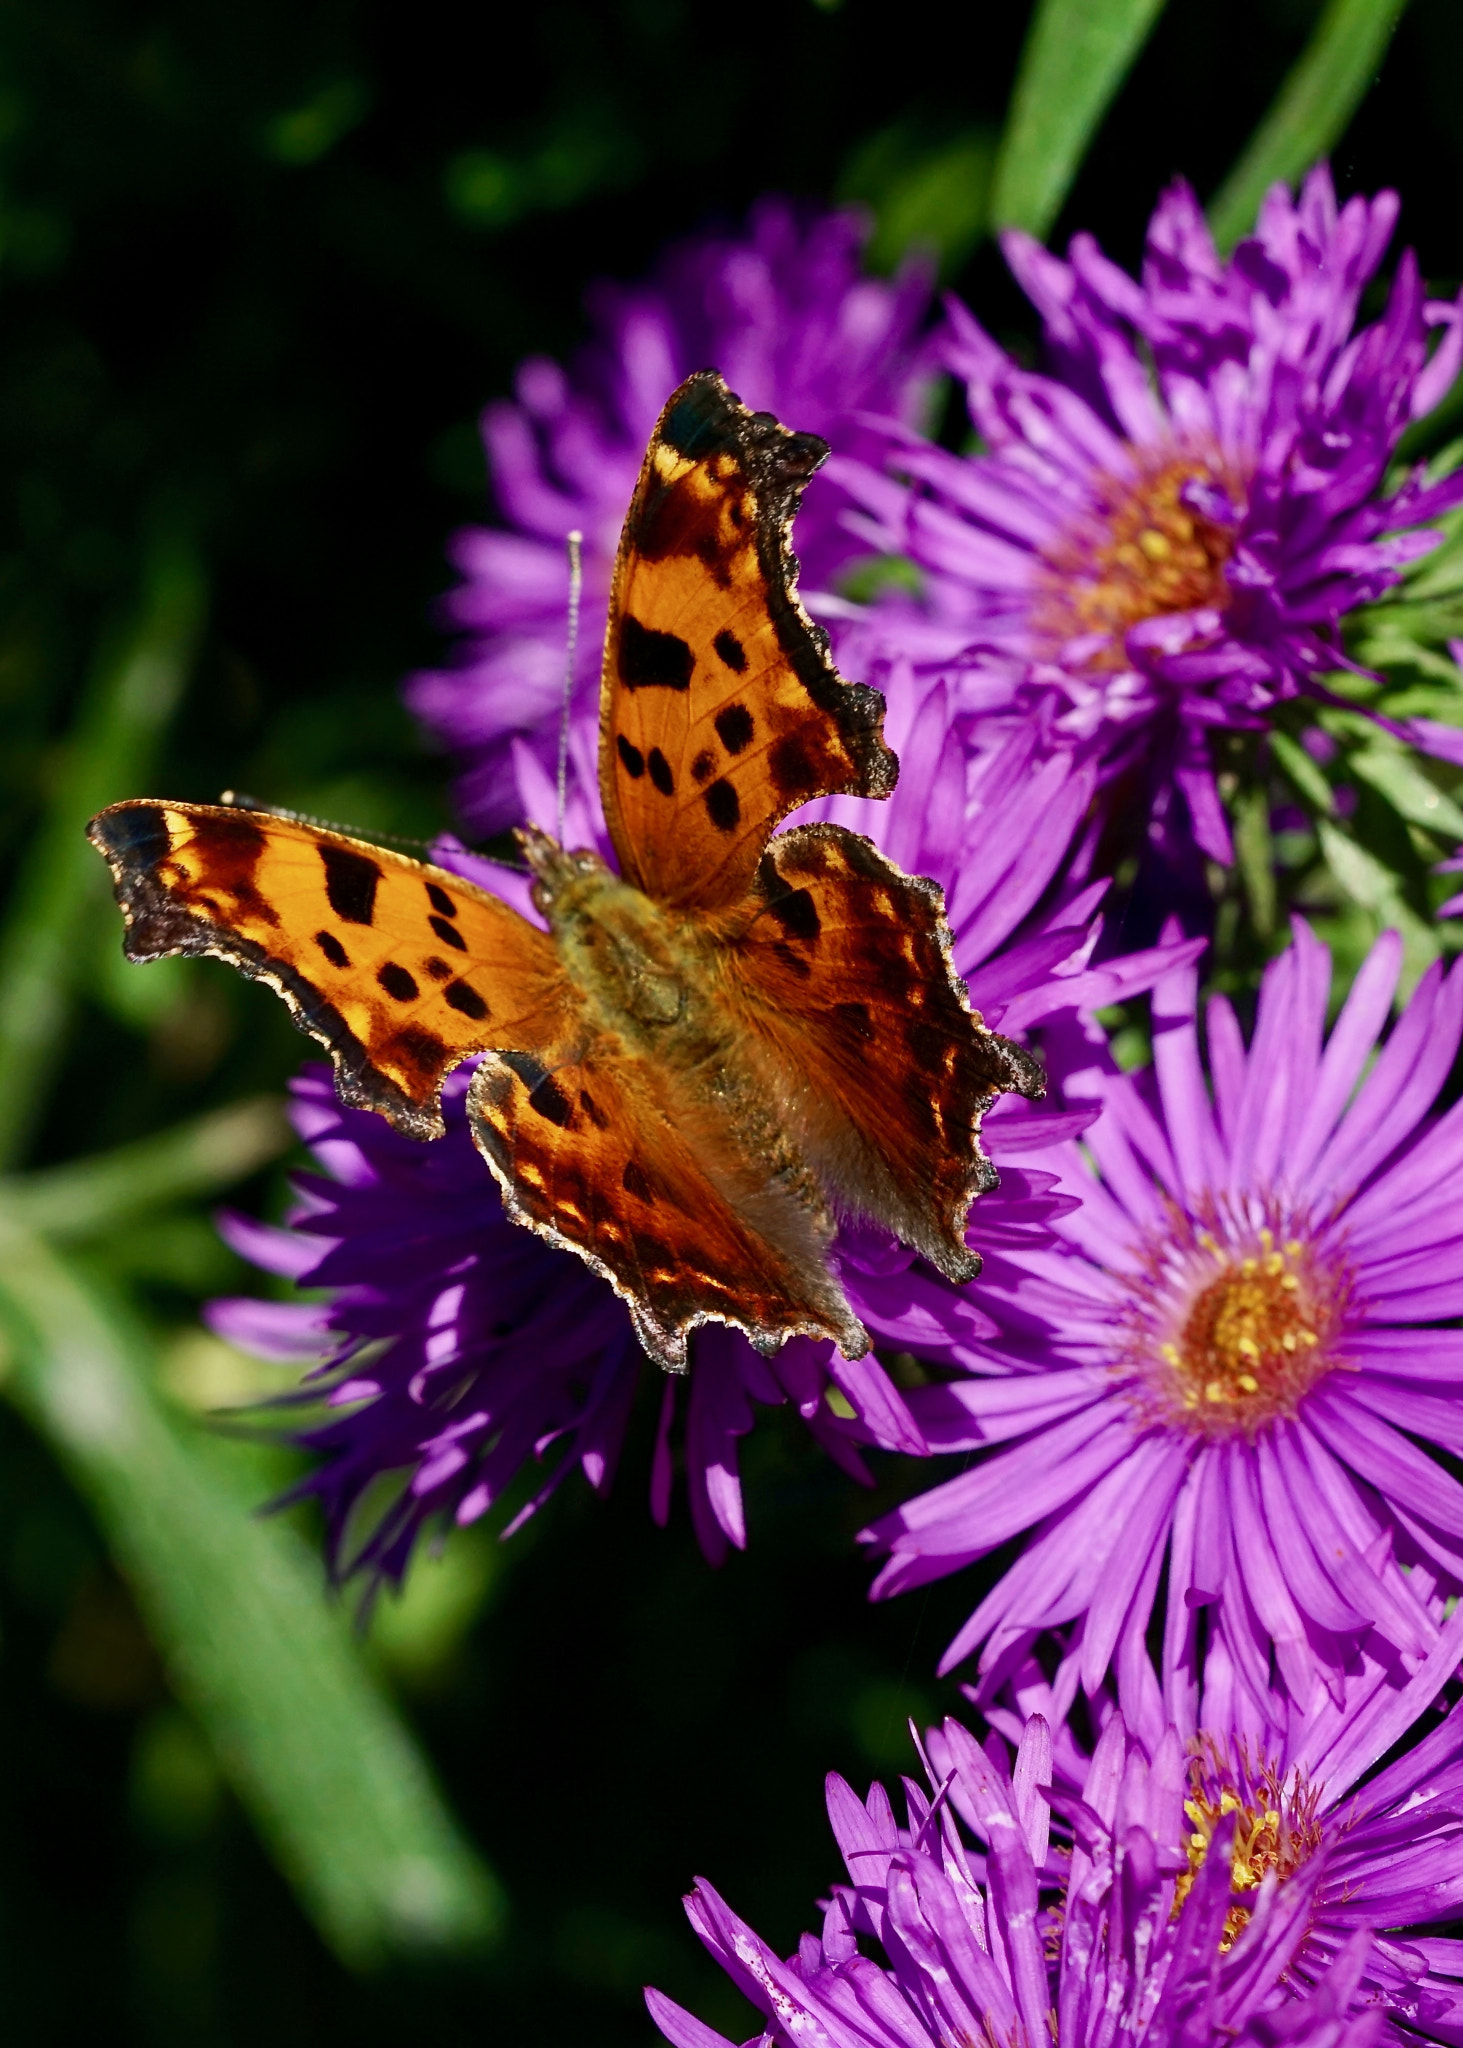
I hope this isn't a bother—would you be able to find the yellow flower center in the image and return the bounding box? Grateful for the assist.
[1122,1211,1352,1440]
[1035,451,1245,668]
[1172,1740,1323,1952]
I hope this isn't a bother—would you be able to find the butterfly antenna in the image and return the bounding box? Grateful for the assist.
[555,528,584,845]
[218,792,428,855]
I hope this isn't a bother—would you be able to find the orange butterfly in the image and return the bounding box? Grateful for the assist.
[89,371,1041,1372]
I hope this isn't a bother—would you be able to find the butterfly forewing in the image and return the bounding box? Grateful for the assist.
[597,371,896,913]
[88,800,572,1138]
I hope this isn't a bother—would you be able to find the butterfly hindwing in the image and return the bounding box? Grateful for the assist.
[466,1037,869,1372]
[88,800,571,1138]
[597,371,896,913]
[722,823,1044,1283]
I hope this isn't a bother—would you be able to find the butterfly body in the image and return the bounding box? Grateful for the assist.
[90,369,1042,1374]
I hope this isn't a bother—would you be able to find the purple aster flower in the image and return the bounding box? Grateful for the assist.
[406,198,936,834]
[832,166,1463,862]
[989,1604,1463,2040]
[646,1704,1390,2048]
[208,671,1189,1582]
[866,918,1463,1719]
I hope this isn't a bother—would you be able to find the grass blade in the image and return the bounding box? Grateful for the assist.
[1207,0,1409,253]
[8,1097,293,1242]
[0,533,206,1169]
[0,1220,505,1967]
[990,0,1169,240]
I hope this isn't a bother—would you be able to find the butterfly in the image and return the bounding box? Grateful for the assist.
[89,370,1042,1373]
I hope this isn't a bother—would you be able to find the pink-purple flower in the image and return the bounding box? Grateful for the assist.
[833,167,1463,861]
[990,1603,1463,2040]
[646,1703,1399,2048]
[866,919,1463,1721]
[406,199,936,834]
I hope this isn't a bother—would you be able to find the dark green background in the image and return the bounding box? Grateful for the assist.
[1,0,1461,2040]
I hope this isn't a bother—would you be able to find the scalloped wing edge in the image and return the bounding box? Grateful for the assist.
[87,804,457,1142]
[464,1053,872,1374]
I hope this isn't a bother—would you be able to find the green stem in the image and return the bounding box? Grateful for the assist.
[0,533,206,1170]
[0,1222,504,1967]
[1207,0,1410,253]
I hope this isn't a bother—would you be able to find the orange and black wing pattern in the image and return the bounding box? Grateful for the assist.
[598,371,896,913]
[88,800,572,1139]
[724,823,1044,1283]
[466,1037,869,1372]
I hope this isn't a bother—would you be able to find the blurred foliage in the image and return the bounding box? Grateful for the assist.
[3,0,1463,2041]
[991,0,1169,238]
[1208,0,1411,250]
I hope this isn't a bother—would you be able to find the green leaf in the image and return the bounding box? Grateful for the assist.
[1316,817,1438,992]
[1207,0,1410,254]
[1233,785,1277,939]
[260,80,371,168]
[1269,730,1336,815]
[0,534,206,1170]
[839,123,995,275]
[0,1222,504,1967]
[990,0,1169,240]
[6,1097,292,1242]
[1347,741,1463,840]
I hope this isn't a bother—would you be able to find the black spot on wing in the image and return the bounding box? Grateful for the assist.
[617,735,645,778]
[908,1019,952,1075]
[430,914,468,952]
[619,615,693,691]
[657,379,744,461]
[191,811,267,859]
[704,779,740,834]
[768,733,815,797]
[321,844,381,926]
[691,750,716,784]
[92,802,171,863]
[715,703,754,754]
[648,748,674,796]
[768,887,820,942]
[179,810,280,927]
[424,956,452,981]
[378,963,419,1003]
[426,881,456,917]
[579,1090,609,1129]
[444,980,488,1020]
[714,631,748,674]
[393,1025,448,1078]
[529,1076,574,1126]
[501,1051,575,1129]
[502,1051,549,1090]
[315,930,350,968]
[622,1160,653,1202]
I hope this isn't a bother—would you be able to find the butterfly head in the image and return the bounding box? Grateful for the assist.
[515,822,607,911]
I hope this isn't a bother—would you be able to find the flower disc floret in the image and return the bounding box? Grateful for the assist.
[1175,1736,1326,1948]
[1034,449,1246,668]
[1123,1209,1354,1437]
